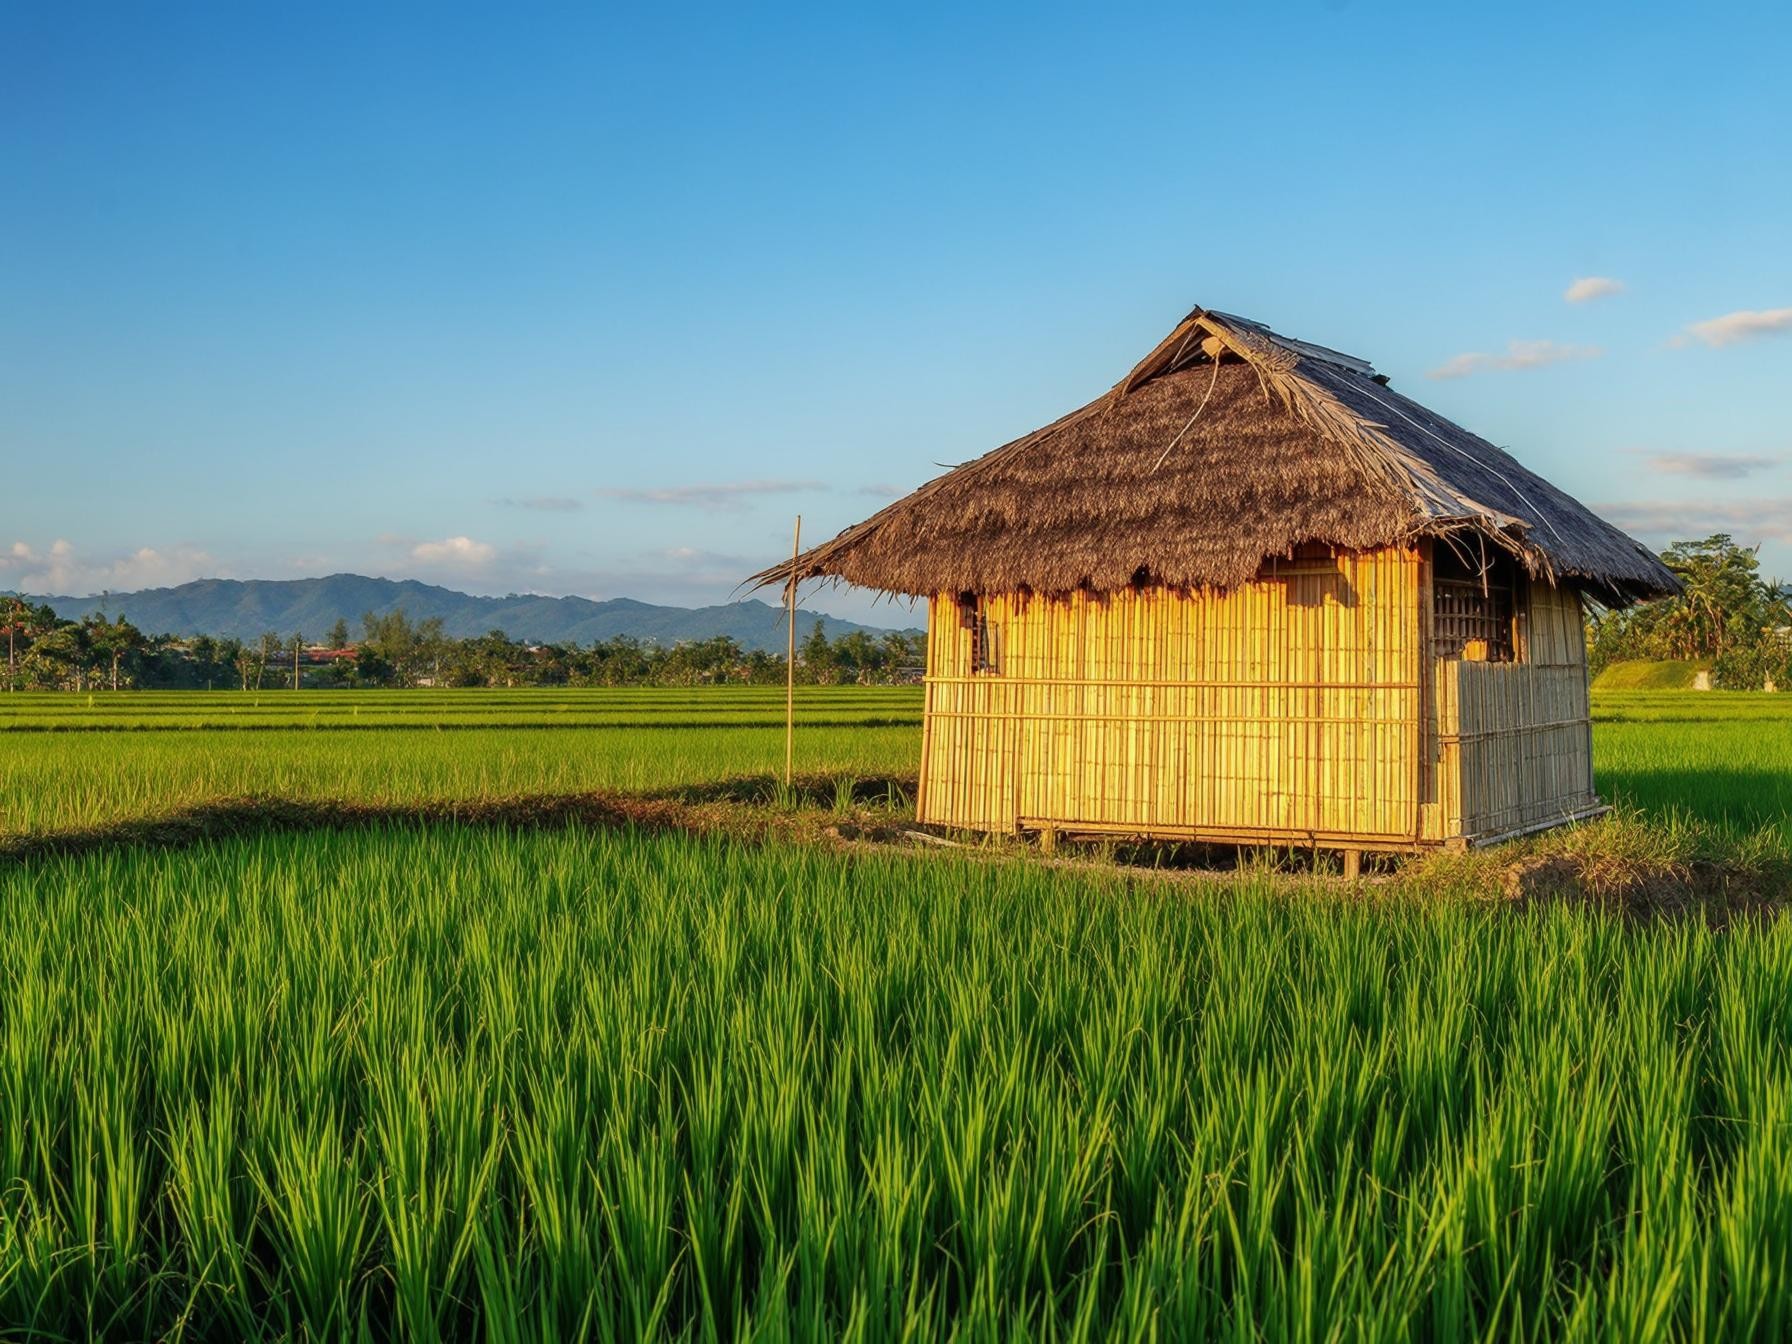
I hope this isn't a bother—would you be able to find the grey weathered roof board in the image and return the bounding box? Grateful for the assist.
[753,306,1679,606]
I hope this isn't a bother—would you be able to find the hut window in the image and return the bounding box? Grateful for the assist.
[971,611,1002,674]
[1433,548,1520,662]
[958,596,1002,675]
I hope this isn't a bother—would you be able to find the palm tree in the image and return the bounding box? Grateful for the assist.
[253,631,281,691]
[0,596,31,690]
[103,615,144,691]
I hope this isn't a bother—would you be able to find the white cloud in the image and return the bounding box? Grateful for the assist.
[595,479,824,511]
[1427,340,1603,380]
[410,536,497,567]
[1564,276,1624,304]
[1679,307,1792,348]
[1640,452,1783,479]
[1,539,220,595]
[1598,498,1792,546]
[1,539,77,592]
[109,546,221,588]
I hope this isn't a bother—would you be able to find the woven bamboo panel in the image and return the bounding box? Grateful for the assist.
[1446,584,1596,841]
[919,546,1423,842]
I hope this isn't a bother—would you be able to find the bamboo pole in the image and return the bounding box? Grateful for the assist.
[785,516,801,786]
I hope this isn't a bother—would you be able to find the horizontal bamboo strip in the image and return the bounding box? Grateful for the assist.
[1465,802,1609,848]
[1438,717,1591,742]
[926,709,1419,728]
[925,676,1420,691]
[1020,817,1425,849]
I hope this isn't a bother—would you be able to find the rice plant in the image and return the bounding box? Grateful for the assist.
[0,824,1787,1340]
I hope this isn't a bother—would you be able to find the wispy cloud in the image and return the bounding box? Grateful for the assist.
[1598,498,1792,546]
[1427,340,1603,380]
[1639,451,1783,479]
[409,536,498,567]
[662,545,747,567]
[2,539,221,595]
[1564,276,1624,304]
[366,533,566,595]
[494,496,583,512]
[554,547,763,607]
[856,482,908,498]
[1677,307,1792,349]
[595,480,823,511]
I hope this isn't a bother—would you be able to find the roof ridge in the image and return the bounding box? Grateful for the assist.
[1198,309,1377,377]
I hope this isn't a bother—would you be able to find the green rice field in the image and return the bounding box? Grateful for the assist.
[3,687,1789,847]
[1,686,1789,1339]
[0,689,922,842]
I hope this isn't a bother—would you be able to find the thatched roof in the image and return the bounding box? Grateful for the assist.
[752,306,1679,606]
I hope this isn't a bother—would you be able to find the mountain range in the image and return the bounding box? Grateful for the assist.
[14,575,921,652]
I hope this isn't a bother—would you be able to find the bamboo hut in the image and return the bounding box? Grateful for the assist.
[753,306,1679,859]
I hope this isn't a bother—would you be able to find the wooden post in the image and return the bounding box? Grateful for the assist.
[1342,848,1362,881]
[785,516,801,787]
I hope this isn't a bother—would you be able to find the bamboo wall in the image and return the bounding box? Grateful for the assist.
[1422,579,1598,843]
[919,547,1425,843]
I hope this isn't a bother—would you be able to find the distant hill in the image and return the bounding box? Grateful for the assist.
[15,575,921,652]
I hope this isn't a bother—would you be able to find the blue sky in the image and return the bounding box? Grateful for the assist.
[4,1,1789,624]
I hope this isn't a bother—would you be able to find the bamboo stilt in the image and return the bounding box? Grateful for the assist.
[785,516,801,787]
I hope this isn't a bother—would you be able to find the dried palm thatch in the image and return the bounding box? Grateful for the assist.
[750,307,1679,606]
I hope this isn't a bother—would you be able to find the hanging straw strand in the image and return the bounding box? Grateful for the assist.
[1151,355,1224,472]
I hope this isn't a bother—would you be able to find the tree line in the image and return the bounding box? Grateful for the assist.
[1586,535,1792,688]
[0,600,926,691]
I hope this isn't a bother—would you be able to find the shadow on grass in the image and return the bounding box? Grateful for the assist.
[0,774,924,868]
[1597,766,1792,842]
[662,774,915,808]
[0,793,721,866]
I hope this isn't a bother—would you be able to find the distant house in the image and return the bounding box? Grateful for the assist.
[755,305,1678,858]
